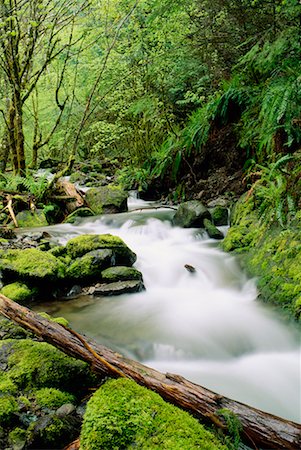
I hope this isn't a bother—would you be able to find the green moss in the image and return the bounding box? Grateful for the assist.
[0,395,18,425]
[6,339,96,392]
[80,378,226,450]
[0,248,66,280]
[211,206,229,226]
[34,388,75,409]
[101,266,143,282]
[65,234,136,266]
[38,312,69,328]
[0,282,35,304]
[0,372,18,394]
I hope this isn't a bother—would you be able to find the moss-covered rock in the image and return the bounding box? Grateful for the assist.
[15,210,48,228]
[203,219,224,240]
[80,378,226,450]
[2,339,96,393]
[34,388,75,410]
[223,194,301,319]
[85,185,128,214]
[0,248,66,282]
[0,282,35,304]
[65,234,136,266]
[101,266,143,282]
[173,201,211,228]
[210,206,229,226]
[67,249,114,280]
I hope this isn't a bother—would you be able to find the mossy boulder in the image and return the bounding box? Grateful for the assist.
[203,219,224,240]
[66,249,114,280]
[80,378,226,450]
[101,266,143,282]
[28,414,80,449]
[0,282,35,304]
[8,427,27,450]
[173,201,211,228]
[65,234,136,266]
[1,339,96,393]
[210,206,229,226]
[85,185,128,214]
[0,248,66,282]
[15,210,48,228]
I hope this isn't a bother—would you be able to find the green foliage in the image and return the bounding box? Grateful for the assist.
[0,172,50,202]
[0,396,18,425]
[80,378,226,450]
[248,154,300,227]
[217,409,242,450]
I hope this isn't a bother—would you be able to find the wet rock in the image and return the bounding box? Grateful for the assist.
[203,218,224,240]
[56,403,76,417]
[101,266,143,282]
[85,185,128,214]
[92,280,144,296]
[173,201,211,228]
[0,228,16,239]
[64,207,95,224]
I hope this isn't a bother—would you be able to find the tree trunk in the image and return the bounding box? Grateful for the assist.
[0,294,300,450]
[0,133,10,172]
[14,90,26,176]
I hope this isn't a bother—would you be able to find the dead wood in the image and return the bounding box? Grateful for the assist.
[54,179,85,214]
[0,293,300,450]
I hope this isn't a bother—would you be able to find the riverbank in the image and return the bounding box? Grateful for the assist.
[223,193,301,322]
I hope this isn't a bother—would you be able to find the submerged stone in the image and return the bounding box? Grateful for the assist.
[85,185,128,215]
[173,201,211,228]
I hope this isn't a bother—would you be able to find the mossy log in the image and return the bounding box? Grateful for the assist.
[0,294,300,450]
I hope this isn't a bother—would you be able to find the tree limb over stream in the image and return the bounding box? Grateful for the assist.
[0,294,300,450]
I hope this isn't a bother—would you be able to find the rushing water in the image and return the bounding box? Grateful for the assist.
[34,196,301,423]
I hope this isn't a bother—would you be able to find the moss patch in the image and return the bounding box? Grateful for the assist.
[80,378,226,450]
[101,266,143,282]
[34,388,75,410]
[0,282,35,304]
[0,248,65,281]
[3,339,96,392]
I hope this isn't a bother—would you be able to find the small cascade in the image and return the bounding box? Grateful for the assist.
[34,201,301,423]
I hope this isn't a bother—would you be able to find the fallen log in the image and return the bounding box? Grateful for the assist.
[0,294,300,450]
[54,179,85,214]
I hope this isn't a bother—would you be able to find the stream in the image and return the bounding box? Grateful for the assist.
[34,196,301,423]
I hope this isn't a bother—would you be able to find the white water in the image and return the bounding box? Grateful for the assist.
[35,197,301,423]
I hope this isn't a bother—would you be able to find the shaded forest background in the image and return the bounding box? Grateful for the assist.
[0,0,301,222]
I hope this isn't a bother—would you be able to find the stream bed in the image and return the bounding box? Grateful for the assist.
[33,197,301,423]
